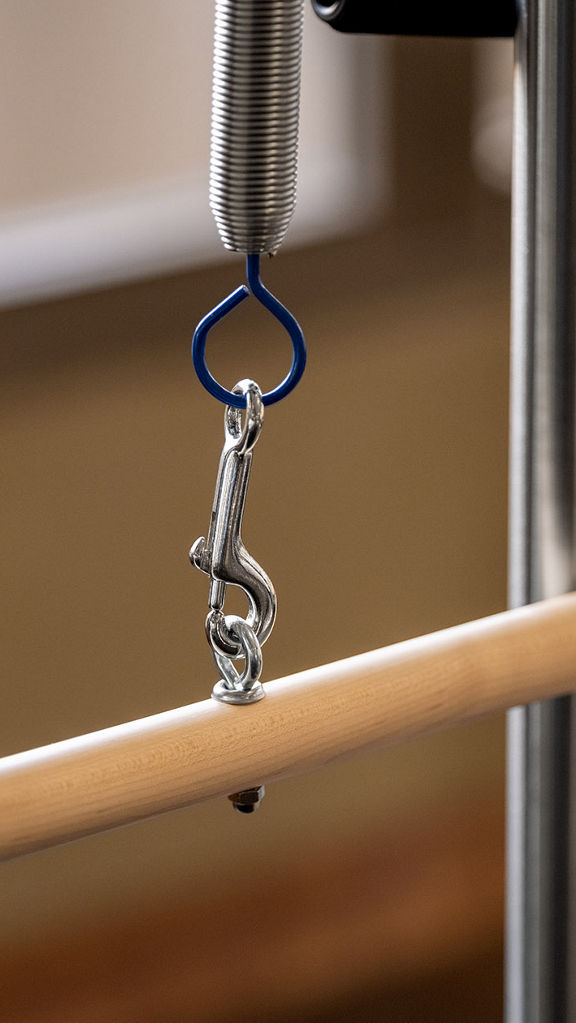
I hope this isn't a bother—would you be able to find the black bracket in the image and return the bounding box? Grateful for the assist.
[311,0,517,38]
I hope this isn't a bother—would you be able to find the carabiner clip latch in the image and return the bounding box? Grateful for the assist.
[190,379,277,660]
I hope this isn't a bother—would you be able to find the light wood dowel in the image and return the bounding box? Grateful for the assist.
[2,593,576,860]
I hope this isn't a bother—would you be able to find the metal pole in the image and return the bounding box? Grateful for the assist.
[506,0,576,1019]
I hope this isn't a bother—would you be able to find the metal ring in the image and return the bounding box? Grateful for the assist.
[213,616,263,685]
[192,253,306,409]
[224,379,264,456]
[207,610,243,660]
[212,617,265,705]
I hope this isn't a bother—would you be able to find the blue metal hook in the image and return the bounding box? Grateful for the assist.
[192,253,306,408]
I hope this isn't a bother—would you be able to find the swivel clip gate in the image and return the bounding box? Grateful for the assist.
[190,379,276,706]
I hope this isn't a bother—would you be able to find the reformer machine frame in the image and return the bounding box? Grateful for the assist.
[315,3,575,1020]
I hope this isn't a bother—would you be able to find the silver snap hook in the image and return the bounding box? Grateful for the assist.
[190,379,277,660]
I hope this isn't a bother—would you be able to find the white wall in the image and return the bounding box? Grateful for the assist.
[0,1,387,305]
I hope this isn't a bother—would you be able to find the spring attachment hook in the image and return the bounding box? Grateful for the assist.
[192,254,306,409]
[190,379,276,705]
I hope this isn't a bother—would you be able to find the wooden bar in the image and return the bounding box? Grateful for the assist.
[2,593,576,861]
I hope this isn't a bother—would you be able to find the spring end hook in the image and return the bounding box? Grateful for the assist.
[191,254,306,409]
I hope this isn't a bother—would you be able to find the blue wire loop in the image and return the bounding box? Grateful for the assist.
[192,254,306,408]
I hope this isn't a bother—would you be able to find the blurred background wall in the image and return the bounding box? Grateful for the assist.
[1,5,513,1020]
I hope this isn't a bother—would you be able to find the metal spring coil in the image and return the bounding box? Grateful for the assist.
[210,0,305,255]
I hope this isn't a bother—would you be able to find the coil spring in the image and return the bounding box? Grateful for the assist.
[210,0,305,256]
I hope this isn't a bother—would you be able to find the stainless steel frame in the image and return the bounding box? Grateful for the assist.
[506,0,576,1018]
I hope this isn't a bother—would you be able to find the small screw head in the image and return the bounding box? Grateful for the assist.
[228,786,265,814]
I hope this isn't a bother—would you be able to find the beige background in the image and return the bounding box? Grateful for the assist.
[1,221,510,938]
[1,28,512,1021]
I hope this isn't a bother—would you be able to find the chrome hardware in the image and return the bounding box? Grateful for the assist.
[190,379,277,661]
[211,616,265,705]
[210,0,305,254]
